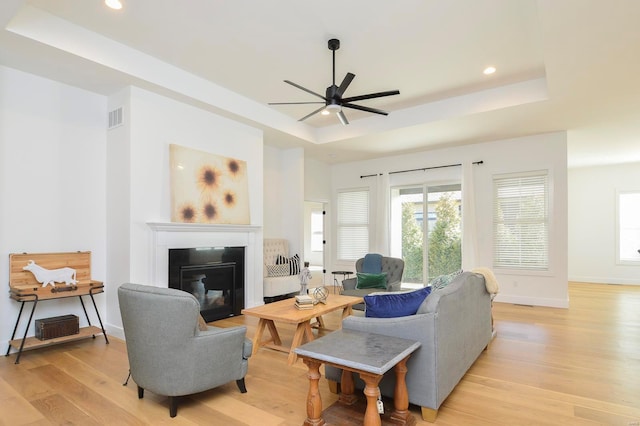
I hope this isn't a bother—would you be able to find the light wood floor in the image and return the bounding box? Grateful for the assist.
[1,282,639,425]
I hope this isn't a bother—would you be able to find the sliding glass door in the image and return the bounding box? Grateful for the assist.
[390,183,462,285]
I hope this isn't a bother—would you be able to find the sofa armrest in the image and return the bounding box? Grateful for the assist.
[342,277,357,290]
[386,280,402,292]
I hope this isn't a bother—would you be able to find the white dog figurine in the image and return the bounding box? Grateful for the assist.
[23,260,78,287]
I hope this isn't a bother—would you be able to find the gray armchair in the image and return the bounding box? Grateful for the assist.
[341,255,404,309]
[118,283,252,417]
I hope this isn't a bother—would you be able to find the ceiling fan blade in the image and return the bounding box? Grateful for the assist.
[284,80,327,101]
[298,105,326,122]
[341,90,400,104]
[342,103,389,116]
[337,110,349,125]
[268,102,325,105]
[336,72,355,97]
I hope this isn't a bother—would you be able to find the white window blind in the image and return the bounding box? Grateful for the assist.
[493,172,549,270]
[337,190,369,260]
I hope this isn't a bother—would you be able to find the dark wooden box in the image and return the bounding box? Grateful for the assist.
[35,315,79,340]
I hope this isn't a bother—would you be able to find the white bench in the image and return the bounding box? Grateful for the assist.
[263,239,300,301]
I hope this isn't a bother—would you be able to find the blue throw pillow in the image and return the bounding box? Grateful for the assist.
[356,272,387,289]
[364,286,432,318]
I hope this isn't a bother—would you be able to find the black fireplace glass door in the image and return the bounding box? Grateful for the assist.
[180,263,235,321]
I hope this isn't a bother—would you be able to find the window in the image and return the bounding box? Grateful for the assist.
[617,191,640,264]
[493,171,549,271]
[310,210,324,252]
[390,184,461,285]
[337,189,369,261]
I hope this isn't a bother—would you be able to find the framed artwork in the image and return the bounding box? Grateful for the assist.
[169,144,250,224]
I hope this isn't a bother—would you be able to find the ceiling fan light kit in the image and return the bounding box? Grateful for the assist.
[268,38,400,125]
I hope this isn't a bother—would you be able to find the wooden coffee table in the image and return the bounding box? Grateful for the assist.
[241,294,363,365]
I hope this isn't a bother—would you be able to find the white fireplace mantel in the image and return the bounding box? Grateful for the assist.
[147,222,263,307]
[147,222,262,234]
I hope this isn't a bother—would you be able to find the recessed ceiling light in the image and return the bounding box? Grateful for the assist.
[483,66,496,75]
[105,0,123,10]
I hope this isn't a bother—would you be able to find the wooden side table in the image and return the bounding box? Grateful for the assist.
[295,329,420,426]
[6,251,109,364]
[331,270,353,294]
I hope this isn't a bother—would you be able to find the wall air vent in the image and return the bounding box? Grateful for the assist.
[108,107,123,129]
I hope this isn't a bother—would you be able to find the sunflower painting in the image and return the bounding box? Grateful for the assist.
[170,144,250,224]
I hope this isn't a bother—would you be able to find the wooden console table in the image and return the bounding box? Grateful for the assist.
[6,252,109,364]
[295,329,420,426]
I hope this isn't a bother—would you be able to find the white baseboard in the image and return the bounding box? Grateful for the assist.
[106,324,125,340]
[493,294,569,308]
[568,276,640,285]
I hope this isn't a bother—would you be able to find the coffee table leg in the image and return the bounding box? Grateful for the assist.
[338,369,359,405]
[289,321,313,365]
[302,358,325,426]
[341,306,353,321]
[314,316,325,329]
[252,319,281,356]
[359,373,383,426]
[251,319,266,356]
[390,355,416,426]
[265,320,282,346]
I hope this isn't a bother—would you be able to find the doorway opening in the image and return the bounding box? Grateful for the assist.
[304,201,327,287]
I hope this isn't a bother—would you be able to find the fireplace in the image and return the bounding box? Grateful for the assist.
[147,222,262,311]
[168,247,244,322]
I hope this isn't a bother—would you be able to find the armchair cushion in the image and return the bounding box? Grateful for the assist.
[364,286,432,318]
[342,277,357,291]
[355,272,388,289]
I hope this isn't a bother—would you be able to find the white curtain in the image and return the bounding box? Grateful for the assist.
[375,172,390,255]
[462,161,479,270]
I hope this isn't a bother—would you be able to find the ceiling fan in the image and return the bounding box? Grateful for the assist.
[269,38,400,125]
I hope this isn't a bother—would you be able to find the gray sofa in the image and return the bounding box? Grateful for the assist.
[325,271,492,422]
[341,256,404,309]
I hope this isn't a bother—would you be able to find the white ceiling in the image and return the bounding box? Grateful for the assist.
[1,0,639,167]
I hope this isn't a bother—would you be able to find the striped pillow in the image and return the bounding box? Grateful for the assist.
[276,254,300,275]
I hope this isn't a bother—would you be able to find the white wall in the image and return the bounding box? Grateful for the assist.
[569,162,640,284]
[105,87,265,334]
[263,146,304,256]
[331,132,569,308]
[0,66,107,345]
[304,156,332,202]
[263,145,283,238]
